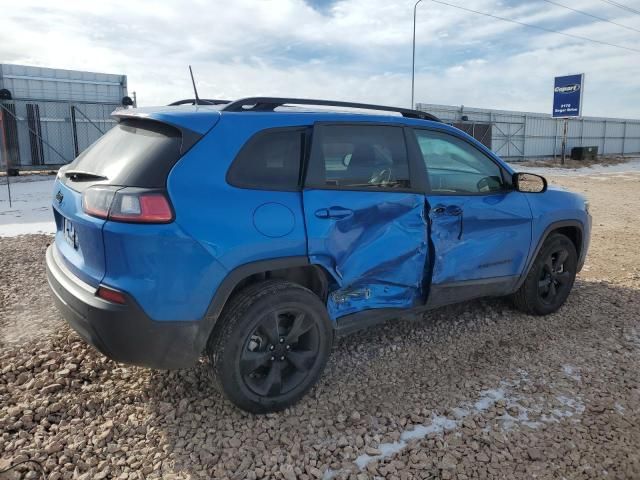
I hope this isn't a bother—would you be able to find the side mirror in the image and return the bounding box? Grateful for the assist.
[513,172,547,193]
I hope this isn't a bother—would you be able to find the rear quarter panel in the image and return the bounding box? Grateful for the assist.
[162,114,313,320]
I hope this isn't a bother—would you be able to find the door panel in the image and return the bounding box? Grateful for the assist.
[427,192,532,286]
[411,127,533,306]
[304,190,428,319]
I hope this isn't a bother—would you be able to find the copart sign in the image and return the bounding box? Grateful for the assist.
[552,74,584,118]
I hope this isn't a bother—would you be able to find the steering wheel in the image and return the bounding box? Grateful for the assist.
[369,168,392,185]
[477,176,502,193]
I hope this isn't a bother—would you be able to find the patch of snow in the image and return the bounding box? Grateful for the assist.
[0,177,56,237]
[509,158,640,177]
[562,365,581,382]
[322,468,337,480]
[353,386,508,470]
[474,388,505,411]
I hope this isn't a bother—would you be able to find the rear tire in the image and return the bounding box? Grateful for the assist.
[208,280,333,413]
[512,233,577,315]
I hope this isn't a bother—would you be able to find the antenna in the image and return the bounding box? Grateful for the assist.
[189,65,200,105]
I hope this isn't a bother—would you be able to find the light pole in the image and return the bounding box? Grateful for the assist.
[411,0,424,109]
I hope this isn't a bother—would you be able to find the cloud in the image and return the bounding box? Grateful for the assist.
[0,0,638,118]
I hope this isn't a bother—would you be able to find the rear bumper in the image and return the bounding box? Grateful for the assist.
[46,245,205,369]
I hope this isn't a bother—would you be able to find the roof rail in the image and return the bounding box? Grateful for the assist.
[168,99,230,106]
[220,97,441,121]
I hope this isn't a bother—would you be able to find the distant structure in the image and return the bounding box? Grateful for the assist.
[416,103,640,160]
[0,64,132,172]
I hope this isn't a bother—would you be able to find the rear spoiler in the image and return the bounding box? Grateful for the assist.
[111,106,221,136]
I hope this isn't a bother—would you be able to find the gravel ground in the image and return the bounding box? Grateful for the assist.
[1,170,639,479]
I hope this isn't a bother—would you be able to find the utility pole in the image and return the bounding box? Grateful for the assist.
[411,0,424,109]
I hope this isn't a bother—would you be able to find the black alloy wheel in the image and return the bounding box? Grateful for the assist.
[512,233,578,315]
[240,308,320,397]
[537,247,573,305]
[208,280,333,413]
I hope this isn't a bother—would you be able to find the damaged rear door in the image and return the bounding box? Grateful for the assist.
[303,123,429,320]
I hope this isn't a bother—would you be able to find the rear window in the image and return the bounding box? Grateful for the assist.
[227,128,305,190]
[64,119,184,189]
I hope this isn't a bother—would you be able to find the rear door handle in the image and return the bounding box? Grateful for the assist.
[315,207,354,220]
[431,204,462,216]
[432,205,447,215]
[446,205,463,216]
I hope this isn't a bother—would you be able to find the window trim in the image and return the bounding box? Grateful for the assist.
[410,127,513,197]
[226,126,310,192]
[304,121,424,193]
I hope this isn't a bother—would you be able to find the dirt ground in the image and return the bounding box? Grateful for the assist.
[1,168,639,479]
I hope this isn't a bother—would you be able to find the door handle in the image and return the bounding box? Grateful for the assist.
[431,204,462,216]
[431,204,464,239]
[446,205,463,216]
[315,207,354,220]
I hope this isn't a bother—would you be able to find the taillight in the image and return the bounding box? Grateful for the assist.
[82,186,118,219]
[82,187,174,223]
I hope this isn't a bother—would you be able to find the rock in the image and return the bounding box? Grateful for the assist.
[40,383,63,394]
[280,464,297,480]
[527,448,543,461]
[308,466,323,478]
[365,447,382,456]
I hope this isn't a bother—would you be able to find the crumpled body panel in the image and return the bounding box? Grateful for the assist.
[303,190,428,320]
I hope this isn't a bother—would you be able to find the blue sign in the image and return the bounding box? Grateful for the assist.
[553,74,584,118]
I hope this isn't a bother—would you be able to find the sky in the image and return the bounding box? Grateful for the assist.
[1,0,639,118]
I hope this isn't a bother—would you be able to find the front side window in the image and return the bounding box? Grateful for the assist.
[227,128,304,190]
[414,129,505,194]
[309,125,410,189]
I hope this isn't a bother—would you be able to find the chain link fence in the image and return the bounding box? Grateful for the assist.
[417,103,640,161]
[0,99,122,171]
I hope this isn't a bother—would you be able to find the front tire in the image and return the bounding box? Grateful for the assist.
[208,280,333,413]
[512,233,577,315]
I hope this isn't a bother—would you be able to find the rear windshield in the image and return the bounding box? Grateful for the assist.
[64,119,183,189]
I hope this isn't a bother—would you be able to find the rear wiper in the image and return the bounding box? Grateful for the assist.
[64,170,108,181]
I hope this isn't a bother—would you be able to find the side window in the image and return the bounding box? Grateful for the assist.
[414,129,505,194]
[309,125,410,189]
[227,128,304,190]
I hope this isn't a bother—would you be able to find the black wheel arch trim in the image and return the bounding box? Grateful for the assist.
[195,256,313,353]
[514,220,585,291]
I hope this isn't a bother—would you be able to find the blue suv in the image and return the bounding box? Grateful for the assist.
[46,97,591,412]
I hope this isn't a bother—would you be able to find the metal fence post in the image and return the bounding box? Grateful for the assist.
[0,108,12,207]
[523,114,527,160]
[561,119,568,165]
[553,119,558,160]
[622,121,627,156]
[70,105,80,157]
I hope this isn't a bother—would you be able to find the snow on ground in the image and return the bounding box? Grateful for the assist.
[509,157,640,177]
[0,175,56,237]
[323,368,586,477]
